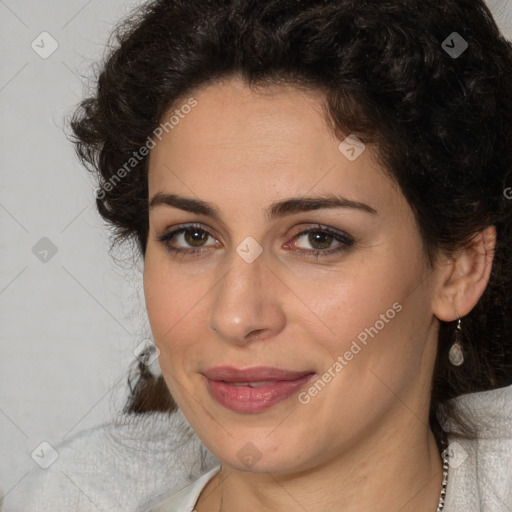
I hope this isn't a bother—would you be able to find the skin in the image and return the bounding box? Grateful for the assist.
[143,77,496,512]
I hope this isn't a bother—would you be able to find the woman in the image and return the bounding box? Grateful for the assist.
[5,0,511,511]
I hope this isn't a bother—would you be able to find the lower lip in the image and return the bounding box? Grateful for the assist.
[205,374,315,412]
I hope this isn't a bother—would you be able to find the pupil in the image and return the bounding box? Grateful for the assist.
[309,231,332,249]
[185,229,208,247]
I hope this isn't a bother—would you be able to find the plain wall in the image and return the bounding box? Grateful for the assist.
[0,0,149,500]
[1,0,511,503]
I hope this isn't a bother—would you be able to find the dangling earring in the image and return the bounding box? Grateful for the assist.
[449,318,464,366]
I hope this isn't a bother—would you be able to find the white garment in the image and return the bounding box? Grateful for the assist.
[150,465,221,512]
[1,384,511,512]
[0,410,218,512]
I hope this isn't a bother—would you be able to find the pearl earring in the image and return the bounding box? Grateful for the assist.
[449,318,464,366]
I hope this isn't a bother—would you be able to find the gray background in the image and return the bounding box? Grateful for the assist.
[1,0,511,503]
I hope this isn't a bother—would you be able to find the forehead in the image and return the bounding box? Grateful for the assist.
[147,77,404,218]
[150,79,335,165]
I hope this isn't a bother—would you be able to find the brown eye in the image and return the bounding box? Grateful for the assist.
[305,231,335,250]
[183,228,210,247]
[157,224,218,255]
[286,226,355,258]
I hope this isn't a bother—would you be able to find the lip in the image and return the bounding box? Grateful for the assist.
[203,366,316,412]
[203,366,314,382]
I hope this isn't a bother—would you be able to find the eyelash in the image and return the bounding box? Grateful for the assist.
[156,223,355,259]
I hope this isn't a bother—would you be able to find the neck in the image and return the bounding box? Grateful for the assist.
[197,414,444,512]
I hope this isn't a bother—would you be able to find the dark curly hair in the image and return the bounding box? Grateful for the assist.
[69,0,512,451]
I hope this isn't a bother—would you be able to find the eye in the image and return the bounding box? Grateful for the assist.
[157,223,218,256]
[285,226,355,258]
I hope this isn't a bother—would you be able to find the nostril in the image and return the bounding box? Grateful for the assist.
[246,328,268,341]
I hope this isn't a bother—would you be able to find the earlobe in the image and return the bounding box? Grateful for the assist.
[432,225,497,322]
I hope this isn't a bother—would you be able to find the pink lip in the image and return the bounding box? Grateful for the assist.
[203,366,316,412]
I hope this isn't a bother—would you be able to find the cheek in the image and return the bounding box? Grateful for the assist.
[143,267,193,402]
[289,256,407,342]
[305,243,429,375]
[316,278,432,418]
[144,251,183,348]
[143,251,212,367]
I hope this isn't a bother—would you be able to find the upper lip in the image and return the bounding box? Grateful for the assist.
[203,366,314,382]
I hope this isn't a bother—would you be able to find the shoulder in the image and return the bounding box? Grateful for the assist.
[1,409,219,512]
[443,384,512,511]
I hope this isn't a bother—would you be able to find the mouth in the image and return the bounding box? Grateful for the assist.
[202,366,316,412]
[203,366,314,382]
[229,381,280,387]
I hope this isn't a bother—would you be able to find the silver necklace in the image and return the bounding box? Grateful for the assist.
[217,439,450,512]
[436,437,450,512]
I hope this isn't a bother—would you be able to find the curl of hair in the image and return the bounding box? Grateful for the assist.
[69,0,512,448]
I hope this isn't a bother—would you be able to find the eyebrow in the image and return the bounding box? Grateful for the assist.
[149,193,377,221]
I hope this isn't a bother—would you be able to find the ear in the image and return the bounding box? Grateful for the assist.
[431,225,497,322]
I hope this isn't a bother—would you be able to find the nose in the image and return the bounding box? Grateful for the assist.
[208,249,286,346]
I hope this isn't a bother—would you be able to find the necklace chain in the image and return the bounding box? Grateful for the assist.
[218,436,450,512]
[436,435,450,512]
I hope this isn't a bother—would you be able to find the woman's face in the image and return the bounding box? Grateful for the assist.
[144,77,441,474]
